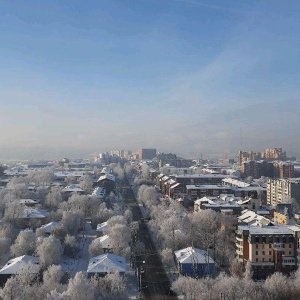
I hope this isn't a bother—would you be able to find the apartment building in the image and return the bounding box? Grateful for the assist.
[138,148,157,160]
[238,151,261,165]
[273,162,295,179]
[267,178,300,206]
[236,224,298,280]
[263,148,286,161]
[156,174,237,198]
[241,160,274,179]
[186,184,264,201]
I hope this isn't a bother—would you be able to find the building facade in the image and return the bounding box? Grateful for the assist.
[267,178,300,207]
[236,224,298,280]
[138,148,157,160]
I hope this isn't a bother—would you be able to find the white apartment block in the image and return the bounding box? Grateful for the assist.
[267,178,300,207]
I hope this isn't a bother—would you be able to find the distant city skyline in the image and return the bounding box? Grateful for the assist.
[1,1,300,160]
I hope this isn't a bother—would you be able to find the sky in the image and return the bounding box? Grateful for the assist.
[0,0,300,160]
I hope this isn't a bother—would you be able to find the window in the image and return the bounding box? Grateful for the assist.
[289,244,291,248]
[269,258,271,262]
[256,244,258,249]
[269,244,272,248]
[256,258,258,262]
[262,251,265,255]
[256,251,258,255]
[283,244,285,248]
[269,251,272,255]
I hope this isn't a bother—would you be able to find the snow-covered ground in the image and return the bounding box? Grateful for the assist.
[61,225,96,277]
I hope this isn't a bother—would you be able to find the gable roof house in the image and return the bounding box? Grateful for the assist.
[0,255,40,285]
[175,247,215,278]
[87,253,126,277]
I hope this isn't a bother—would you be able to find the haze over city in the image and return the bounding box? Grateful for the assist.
[1,0,300,160]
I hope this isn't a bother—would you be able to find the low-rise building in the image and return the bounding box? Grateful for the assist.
[175,247,215,278]
[236,224,299,280]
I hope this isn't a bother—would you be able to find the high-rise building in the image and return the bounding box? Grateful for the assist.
[273,162,295,179]
[263,148,286,161]
[238,151,261,165]
[138,148,157,160]
[267,178,300,206]
[241,160,274,179]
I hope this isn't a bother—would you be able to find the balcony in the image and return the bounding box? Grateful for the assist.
[236,249,243,256]
[273,243,283,251]
[250,261,275,267]
[282,256,296,266]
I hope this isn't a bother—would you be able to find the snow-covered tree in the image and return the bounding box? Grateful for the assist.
[161,248,175,274]
[61,210,84,235]
[43,265,66,293]
[10,229,36,256]
[36,235,63,268]
[1,276,25,300]
[88,239,104,258]
[45,188,62,210]
[92,272,128,300]
[110,223,131,255]
[66,272,95,300]
[78,175,94,193]
[63,234,78,257]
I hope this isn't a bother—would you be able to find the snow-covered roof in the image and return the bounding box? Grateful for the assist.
[19,199,39,205]
[98,235,112,249]
[0,255,39,275]
[21,208,49,219]
[97,174,115,182]
[175,247,214,264]
[222,178,250,187]
[96,221,109,232]
[238,210,270,226]
[100,167,112,174]
[62,184,84,193]
[87,253,126,274]
[39,221,61,233]
[54,171,86,178]
[92,187,106,198]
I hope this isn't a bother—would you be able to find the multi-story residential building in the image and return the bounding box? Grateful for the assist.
[186,185,263,201]
[273,162,295,179]
[138,148,157,160]
[267,178,300,207]
[241,160,274,179]
[238,151,261,165]
[156,174,237,198]
[263,148,286,161]
[236,224,299,280]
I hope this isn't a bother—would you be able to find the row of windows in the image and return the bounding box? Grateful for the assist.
[255,250,292,255]
[255,244,292,249]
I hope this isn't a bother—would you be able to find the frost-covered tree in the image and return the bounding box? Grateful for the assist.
[112,164,125,180]
[46,291,71,300]
[78,175,94,193]
[10,229,36,256]
[66,272,95,300]
[124,209,132,224]
[161,248,175,274]
[263,272,292,300]
[43,265,66,293]
[92,272,128,300]
[61,210,84,235]
[89,239,104,258]
[63,234,78,257]
[1,276,25,300]
[45,188,62,210]
[109,223,131,255]
[36,235,63,268]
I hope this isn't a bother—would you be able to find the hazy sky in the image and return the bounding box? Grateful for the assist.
[0,0,300,160]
